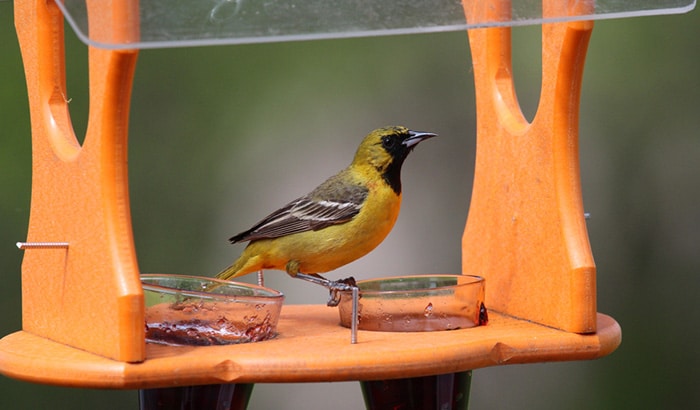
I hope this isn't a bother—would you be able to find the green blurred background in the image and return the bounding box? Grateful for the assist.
[1,2,699,409]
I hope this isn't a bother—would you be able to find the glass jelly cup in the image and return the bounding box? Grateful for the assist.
[141,274,284,346]
[139,274,284,410]
[338,274,485,332]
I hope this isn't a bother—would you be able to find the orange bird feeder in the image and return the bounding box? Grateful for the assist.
[5,0,692,406]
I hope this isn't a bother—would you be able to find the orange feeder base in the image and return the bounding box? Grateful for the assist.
[0,306,620,388]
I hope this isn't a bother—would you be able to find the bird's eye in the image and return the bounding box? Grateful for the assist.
[381,135,396,150]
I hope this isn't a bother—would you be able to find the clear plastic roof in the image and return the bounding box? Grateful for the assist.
[55,0,696,49]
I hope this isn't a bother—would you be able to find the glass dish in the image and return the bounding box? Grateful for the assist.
[141,274,284,346]
[338,274,485,332]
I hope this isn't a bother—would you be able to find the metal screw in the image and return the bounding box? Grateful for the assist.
[16,242,69,249]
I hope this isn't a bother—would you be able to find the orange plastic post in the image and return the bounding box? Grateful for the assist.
[461,0,597,333]
[14,0,144,361]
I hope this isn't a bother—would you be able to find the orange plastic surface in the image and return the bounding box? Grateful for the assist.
[0,305,621,388]
[461,0,597,333]
[14,0,144,362]
[1,0,621,389]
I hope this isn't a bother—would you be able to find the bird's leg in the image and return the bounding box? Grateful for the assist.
[286,261,357,306]
[295,273,357,307]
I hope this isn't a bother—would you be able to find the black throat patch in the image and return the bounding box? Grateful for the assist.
[380,157,405,195]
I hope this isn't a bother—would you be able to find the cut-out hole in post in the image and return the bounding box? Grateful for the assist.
[64,26,89,146]
[43,0,86,160]
[511,25,542,123]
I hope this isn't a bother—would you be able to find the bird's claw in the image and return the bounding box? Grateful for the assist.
[326,276,358,307]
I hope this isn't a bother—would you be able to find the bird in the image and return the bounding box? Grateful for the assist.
[216,126,436,304]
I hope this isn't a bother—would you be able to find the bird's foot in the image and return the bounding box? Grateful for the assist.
[327,276,358,307]
[295,273,357,307]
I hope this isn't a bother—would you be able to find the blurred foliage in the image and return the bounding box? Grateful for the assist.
[1,2,699,409]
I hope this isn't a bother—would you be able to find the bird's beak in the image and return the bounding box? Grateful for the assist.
[403,130,437,148]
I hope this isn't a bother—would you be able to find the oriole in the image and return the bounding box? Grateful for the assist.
[217,126,435,301]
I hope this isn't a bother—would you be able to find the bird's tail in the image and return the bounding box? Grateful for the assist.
[216,251,261,281]
[216,258,247,281]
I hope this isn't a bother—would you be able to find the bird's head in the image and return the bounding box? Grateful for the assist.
[353,126,437,194]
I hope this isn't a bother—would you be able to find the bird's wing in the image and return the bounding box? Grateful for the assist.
[229,183,369,243]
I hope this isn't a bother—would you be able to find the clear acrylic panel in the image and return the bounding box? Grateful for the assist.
[55,0,696,49]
